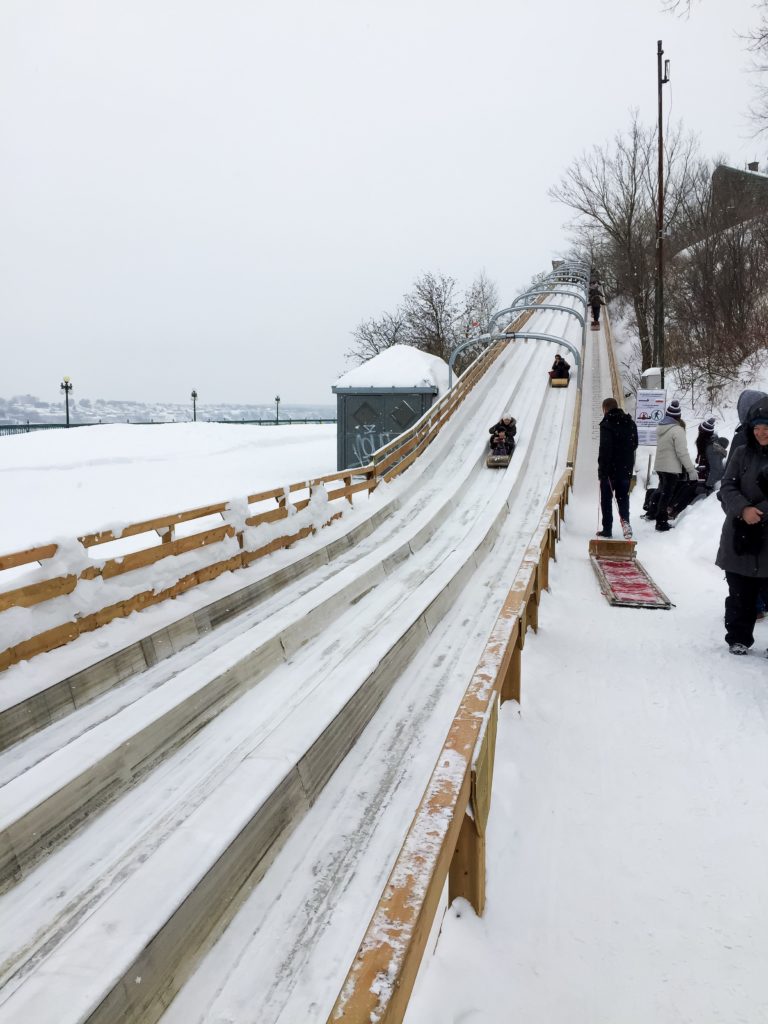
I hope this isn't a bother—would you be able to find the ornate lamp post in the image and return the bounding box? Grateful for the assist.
[60,376,73,427]
[275,394,281,423]
[191,389,198,422]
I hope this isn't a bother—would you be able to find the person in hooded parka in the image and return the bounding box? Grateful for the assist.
[725,389,768,470]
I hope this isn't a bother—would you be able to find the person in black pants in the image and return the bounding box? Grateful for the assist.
[597,397,638,538]
[715,403,768,654]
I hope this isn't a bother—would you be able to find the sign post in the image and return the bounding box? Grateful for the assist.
[635,389,666,446]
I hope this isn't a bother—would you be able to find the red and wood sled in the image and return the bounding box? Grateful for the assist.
[588,538,671,609]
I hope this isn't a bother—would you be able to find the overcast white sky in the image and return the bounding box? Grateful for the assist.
[0,0,761,406]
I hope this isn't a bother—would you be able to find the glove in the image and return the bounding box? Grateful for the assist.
[688,471,698,482]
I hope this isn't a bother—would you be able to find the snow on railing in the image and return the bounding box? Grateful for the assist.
[0,310,539,673]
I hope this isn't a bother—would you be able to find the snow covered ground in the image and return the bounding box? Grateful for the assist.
[3,309,768,1022]
[0,422,337,553]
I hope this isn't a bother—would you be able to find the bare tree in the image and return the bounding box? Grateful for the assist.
[400,272,461,362]
[746,2,768,132]
[663,0,768,134]
[346,271,499,371]
[347,310,408,364]
[458,270,499,336]
[549,113,698,369]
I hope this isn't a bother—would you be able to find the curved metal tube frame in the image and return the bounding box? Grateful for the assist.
[500,302,585,329]
[448,328,582,388]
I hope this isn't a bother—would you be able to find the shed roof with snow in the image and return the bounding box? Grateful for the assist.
[332,346,448,471]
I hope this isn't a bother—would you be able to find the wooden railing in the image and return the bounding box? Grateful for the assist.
[0,310,537,673]
[329,470,573,1024]
[328,296,586,1024]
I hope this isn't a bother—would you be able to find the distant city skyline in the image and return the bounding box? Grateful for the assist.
[1,0,761,404]
[0,392,334,426]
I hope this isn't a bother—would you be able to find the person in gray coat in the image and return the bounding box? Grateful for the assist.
[715,401,768,654]
[653,399,698,531]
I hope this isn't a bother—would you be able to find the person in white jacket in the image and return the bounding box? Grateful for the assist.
[653,399,698,532]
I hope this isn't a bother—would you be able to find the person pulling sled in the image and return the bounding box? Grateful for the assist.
[589,285,604,328]
[597,397,638,538]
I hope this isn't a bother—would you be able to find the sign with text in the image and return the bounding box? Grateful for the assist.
[635,389,667,445]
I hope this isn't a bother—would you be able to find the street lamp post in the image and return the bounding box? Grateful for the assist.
[275,394,281,423]
[60,376,73,427]
[191,389,198,422]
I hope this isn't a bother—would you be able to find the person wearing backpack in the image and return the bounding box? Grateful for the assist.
[597,397,638,538]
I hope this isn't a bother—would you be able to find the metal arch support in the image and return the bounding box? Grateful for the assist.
[501,302,585,329]
[487,304,527,336]
[448,333,493,388]
[447,329,582,388]
[492,331,583,386]
[514,287,586,305]
[488,302,584,339]
[493,330,582,384]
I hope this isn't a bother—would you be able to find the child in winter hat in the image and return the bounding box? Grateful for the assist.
[666,399,682,419]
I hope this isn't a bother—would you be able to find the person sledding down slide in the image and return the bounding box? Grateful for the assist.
[487,416,517,468]
[548,354,571,382]
[488,415,516,453]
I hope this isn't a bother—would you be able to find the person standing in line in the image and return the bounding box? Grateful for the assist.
[653,399,698,532]
[706,436,729,491]
[715,401,768,654]
[597,397,638,538]
[695,416,717,478]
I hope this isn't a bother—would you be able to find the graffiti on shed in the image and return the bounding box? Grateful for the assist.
[332,387,439,471]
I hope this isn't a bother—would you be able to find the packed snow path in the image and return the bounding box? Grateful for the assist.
[404,321,768,1021]
[0,301,582,1023]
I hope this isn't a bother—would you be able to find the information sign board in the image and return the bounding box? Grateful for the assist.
[635,389,667,445]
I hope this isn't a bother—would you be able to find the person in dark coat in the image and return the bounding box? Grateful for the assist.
[589,287,605,325]
[706,436,729,491]
[597,397,638,537]
[549,354,571,380]
[695,416,717,477]
[488,415,516,454]
[715,401,768,654]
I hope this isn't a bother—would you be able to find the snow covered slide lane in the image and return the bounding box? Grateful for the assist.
[159,351,576,1023]
[0,311,580,1022]
[0,341,555,1013]
[0,343,538,895]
